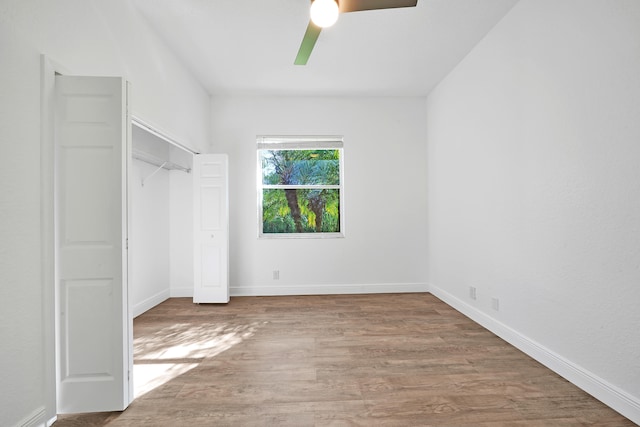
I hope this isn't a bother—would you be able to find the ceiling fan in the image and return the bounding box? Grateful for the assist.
[294,0,418,65]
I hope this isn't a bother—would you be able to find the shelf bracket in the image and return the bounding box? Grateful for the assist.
[141,162,167,187]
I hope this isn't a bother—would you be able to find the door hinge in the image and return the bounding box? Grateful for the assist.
[126,238,128,250]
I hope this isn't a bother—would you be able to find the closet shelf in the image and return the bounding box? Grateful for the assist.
[133,148,191,173]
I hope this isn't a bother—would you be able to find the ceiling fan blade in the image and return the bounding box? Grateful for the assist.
[339,0,417,13]
[294,21,322,65]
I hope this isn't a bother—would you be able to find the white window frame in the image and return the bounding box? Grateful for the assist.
[257,135,345,239]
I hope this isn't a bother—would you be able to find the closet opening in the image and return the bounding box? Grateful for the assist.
[130,119,197,398]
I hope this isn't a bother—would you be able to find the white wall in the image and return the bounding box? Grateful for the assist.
[426,0,640,422]
[131,159,171,317]
[131,126,172,316]
[211,96,428,296]
[0,0,211,152]
[0,1,210,425]
[131,126,195,314]
[0,22,47,427]
[169,169,194,297]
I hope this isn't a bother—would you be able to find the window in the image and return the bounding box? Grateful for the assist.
[257,136,344,238]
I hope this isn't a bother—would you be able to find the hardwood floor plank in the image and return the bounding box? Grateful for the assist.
[55,294,636,426]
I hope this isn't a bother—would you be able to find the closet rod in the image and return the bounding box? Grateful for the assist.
[132,150,191,173]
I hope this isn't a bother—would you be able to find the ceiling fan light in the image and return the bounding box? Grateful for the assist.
[310,0,339,28]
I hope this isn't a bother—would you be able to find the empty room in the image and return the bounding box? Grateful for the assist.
[1,0,638,426]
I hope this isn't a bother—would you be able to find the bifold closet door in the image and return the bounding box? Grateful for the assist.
[193,154,229,303]
[55,75,132,413]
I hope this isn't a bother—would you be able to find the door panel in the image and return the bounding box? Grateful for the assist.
[64,279,114,375]
[55,75,131,413]
[193,154,229,303]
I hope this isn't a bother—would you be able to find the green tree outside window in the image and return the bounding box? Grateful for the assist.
[258,138,344,237]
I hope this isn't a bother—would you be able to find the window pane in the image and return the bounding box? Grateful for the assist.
[262,189,340,233]
[261,149,340,185]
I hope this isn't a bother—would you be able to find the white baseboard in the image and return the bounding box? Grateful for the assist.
[14,406,45,427]
[169,283,427,298]
[132,289,170,318]
[230,282,428,297]
[170,286,193,298]
[428,283,640,426]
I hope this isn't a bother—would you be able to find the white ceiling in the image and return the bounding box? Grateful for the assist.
[132,0,519,97]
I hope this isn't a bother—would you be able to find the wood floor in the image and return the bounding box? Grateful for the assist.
[56,293,635,426]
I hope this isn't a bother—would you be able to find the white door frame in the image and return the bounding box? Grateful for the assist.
[40,54,64,424]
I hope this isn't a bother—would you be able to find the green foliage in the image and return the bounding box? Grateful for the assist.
[260,148,341,234]
[261,149,340,185]
[262,189,340,233]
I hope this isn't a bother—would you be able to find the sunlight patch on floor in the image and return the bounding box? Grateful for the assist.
[134,362,197,398]
[135,323,259,359]
[133,321,261,398]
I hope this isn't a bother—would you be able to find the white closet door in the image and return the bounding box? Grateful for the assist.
[55,75,131,413]
[193,154,229,303]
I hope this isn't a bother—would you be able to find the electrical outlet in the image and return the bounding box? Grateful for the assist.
[492,297,500,311]
[469,286,477,300]
[273,270,280,280]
